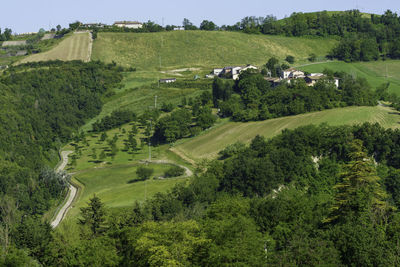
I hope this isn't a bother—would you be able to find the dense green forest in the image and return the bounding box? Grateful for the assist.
[213,69,378,121]
[222,10,400,61]
[0,60,123,263]
[12,122,400,266]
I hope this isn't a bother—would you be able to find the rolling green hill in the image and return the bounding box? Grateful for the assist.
[173,105,400,161]
[91,31,337,70]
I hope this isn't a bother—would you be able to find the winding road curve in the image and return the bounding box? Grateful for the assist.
[51,151,77,228]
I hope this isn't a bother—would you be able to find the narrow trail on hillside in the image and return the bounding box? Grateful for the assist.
[50,151,77,228]
[295,60,333,68]
[87,32,93,62]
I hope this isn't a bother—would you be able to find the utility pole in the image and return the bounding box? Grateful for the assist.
[148,120,152,162]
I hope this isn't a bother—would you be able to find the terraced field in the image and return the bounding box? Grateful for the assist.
[173,105,400,161]
[19,32,92,63]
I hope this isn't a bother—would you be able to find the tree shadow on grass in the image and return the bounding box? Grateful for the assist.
[127,177,148,184]
[88,160,104,164]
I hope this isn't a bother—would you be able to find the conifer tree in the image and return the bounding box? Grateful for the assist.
[325,139,391,224]
[79,195,106,235]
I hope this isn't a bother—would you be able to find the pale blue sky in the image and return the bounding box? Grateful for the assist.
[1,0,399,34]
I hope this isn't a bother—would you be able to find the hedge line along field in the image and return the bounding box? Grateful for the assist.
[298,60,400,95]
[19,32,91,64]
[91,31,337,70]
[172,105,400,161]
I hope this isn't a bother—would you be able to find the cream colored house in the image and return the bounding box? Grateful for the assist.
[113,21,143,29]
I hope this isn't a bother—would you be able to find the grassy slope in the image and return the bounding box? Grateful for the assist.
[67,163,188,219]
[298,60,400,95]
[173,105,400,161]
[92,31,337,70]
[19,32,91,64]
[62,121,191,221]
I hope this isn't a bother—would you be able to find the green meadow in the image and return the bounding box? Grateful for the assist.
[173,105,400,161]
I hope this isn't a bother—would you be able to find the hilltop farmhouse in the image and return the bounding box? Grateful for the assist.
[113,21,143,29]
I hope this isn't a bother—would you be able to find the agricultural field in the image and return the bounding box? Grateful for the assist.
[298,60,400,95]
[19,32,92,64]
[92,31,337,70]
[173,105,400,161]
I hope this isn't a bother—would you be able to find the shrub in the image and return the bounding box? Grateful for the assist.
[164,165,185,178]
[136,166,154,180]
[286,55,295,64]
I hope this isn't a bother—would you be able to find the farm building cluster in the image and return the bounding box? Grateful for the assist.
[271,68,340,88]
[207,65,339,88]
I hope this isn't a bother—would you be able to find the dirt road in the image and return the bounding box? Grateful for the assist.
[51,151,77,228]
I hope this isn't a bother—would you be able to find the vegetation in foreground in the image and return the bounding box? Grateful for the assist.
[0,61,124,263]
[11,123,400,266]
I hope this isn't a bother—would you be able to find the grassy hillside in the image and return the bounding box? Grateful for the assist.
[92,31,337,70]
[19,32,91,64]
[298,60,400,95]
[62,118,192,222]
[173,105,400,161]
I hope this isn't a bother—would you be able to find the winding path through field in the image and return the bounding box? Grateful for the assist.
[51,151,76,228]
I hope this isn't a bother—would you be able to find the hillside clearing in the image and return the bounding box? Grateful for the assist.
[173,105,400,161]
[65,163,187,220]
[19,32,92,64]
[92,31,337,70]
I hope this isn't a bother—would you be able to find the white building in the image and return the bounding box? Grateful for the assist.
[241,64,258,72]
[173,26,185,31]
[282,68,305,79]
[222,66,243,80]
[113,21,143,29]
[213,68,223,76]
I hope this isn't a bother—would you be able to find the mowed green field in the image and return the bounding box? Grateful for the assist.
[298,60,400,95]
[173,105,400,161]
[92,31,337,70]
[67,163,188,219]
[19,32,91,64]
